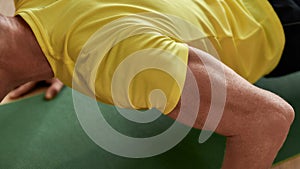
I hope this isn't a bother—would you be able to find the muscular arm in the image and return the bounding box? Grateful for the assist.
[168,47,294,169]
[1,2,63,102]
[0,14,54,100]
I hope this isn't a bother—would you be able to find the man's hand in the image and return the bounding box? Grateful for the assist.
[8,78,64,100]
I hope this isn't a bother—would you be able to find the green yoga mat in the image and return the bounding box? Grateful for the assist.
[0,72,299,169]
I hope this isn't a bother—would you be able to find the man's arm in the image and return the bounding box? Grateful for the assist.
[0,14,54,101]
[0,2,64,102]
[167,47,294,169]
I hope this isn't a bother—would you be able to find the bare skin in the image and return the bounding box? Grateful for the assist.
[0,1,63,101]
[168,49,295,169]
[7,78,64,100]
[0,14,53,100]
[0,15,295,169]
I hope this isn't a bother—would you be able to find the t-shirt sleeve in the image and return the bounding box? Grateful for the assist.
[95,33,189,114]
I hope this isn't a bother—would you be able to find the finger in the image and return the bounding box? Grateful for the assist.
[45,79,64,100]
[9,81,38,99]
[44,79,54,84]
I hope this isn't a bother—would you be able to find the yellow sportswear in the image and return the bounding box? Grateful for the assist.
[14,0,284,114]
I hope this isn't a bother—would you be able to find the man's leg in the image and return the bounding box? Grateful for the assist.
[0,14,53,100]
[168,47,295,169]
[266,0,300,77]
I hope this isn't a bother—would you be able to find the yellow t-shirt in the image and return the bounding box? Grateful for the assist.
[14,0,284,114]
